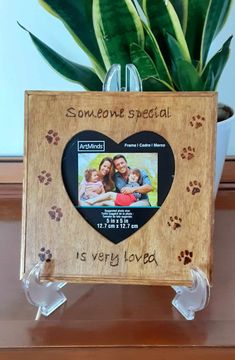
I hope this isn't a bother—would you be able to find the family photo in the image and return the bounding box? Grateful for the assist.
[78,153,158,207]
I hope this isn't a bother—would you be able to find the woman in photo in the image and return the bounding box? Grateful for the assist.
[98,157,115,192]
[79,157,115,204]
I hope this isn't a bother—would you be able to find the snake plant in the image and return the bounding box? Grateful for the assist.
[19,0,233,92]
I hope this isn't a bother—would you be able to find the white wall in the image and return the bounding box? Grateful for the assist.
[0,1,234,156]
[0,1,87,156]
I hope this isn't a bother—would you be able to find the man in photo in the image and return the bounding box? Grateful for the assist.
[113,154,153,207]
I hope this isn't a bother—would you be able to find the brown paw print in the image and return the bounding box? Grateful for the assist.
[45,130,60,145]
[181,146,195,160]
[178,250,193,265]
[190,115,205,129]
[186,180,201,195]
[167,216,182,230]
[48,206,63,222]
[38,247,52,262]
[38,170,52,185]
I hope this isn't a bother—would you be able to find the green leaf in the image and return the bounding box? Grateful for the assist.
[170,0,188,34]
[18,23,102,91]
[144,0,191,63]
[201,0,233,66]
[212,0,234,38]
[130,43,158,79]
[202,36,233,90]
[93,0,144,83]
[39,0,106,80]
[203,66,215,91]
[142,76,175,91]
[185,0,210,63]
[172,60,204,90]
[135,0,144,8]
[144,23,173,85]
[165,32,186,63]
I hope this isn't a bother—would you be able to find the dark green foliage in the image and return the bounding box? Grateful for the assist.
[20,0,233,91]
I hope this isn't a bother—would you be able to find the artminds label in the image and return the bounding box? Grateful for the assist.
[77,140,105,152]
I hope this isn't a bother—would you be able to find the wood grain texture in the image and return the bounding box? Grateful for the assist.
[21,91,217,285]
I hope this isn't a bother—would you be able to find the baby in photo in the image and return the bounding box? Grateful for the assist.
[86,168,142,206]
[79,168,105,201]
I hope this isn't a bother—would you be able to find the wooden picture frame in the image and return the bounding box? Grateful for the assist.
[21,91,217,285]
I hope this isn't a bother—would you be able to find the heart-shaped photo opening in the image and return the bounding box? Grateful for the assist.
[62,131,175,244]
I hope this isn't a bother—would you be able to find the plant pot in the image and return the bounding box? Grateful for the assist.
[215,105,234,195]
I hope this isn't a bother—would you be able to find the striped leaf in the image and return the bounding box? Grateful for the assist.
[203,66,215,91]
[202,36,233,90]
[144,0,191,63]
[143,76,175,91]
[130,43,158,79]
[39,0,106,80]
[144,23,173,85]
[172,60,204,90]
[93,0,144,84]
[170,0,188,34]
[201,0,233,66]
[166,32,186,63]
[185,0,210,63]
[18,23,102,91]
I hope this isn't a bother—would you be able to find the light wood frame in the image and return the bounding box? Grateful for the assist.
[20,91,217,285]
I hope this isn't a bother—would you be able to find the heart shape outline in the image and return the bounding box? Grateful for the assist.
[62,131,175,244]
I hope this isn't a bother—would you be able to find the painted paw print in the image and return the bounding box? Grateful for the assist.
[181,146,195,160]
[178,250,193,265]
[48,206,63,222]
[38,170,52,185]
[167,216,182,230]
[190,115,205,129]
[38,247,52,263]
[186,180,201,195]
[45,130,60,145]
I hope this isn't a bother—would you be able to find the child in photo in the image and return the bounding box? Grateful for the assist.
[86,168,142,206]
[79,168,105,202]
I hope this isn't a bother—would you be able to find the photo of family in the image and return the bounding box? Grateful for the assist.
[78,153,158,207]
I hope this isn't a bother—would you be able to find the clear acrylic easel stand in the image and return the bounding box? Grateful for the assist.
[22,64,210,321]
[172,267,210,320]
[22,262,67,320]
